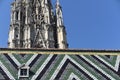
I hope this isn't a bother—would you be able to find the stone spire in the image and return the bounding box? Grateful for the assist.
[8,0,68,49]
[55,0,68,48]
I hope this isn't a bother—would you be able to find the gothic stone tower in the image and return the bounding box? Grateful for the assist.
[8,0,68,49]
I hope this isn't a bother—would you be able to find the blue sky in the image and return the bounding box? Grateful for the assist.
[1,0,120,49]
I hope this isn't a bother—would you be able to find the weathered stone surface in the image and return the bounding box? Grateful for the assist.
[8,0,68,49]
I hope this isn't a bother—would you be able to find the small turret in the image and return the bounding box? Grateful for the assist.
[56,0,68,49]
[56,0,63,27]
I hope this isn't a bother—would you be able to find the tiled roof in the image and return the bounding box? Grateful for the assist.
[0,48,120,79]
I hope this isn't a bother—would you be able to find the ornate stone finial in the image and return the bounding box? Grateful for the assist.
[56,0,60,5]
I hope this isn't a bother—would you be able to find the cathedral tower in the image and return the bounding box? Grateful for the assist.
[8,0,68,49]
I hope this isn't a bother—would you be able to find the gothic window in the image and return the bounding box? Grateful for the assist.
[20,12,23,21]
[38,14,40,20]
[15,27,19,39]
[16,11,19,20]
[23,16,25,24]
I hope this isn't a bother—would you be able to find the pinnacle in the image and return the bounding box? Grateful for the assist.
[56,0,60,5]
